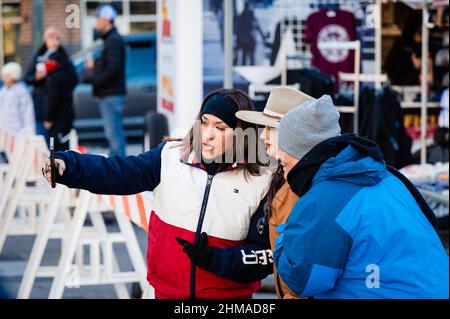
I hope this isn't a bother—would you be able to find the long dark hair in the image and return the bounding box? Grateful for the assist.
[172,88,267,178]
[266,161,285,219]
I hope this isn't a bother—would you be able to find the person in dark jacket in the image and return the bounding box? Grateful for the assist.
[428,127,449,164]
[42,89,274,299]
[84,4,127,157]
[42,49,78,151]
[24,27,63,139]
[273,95,449,298]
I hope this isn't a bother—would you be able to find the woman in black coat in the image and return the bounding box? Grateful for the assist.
[24,27,61,138]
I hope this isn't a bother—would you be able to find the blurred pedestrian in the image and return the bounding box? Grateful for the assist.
[0,62,36,134]
[43,49,79,151]
[384,12,433,87]
[84,4,127,157]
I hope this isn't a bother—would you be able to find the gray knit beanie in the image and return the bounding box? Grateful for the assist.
[278,95,341,159]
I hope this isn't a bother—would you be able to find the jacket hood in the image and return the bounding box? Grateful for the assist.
[286,134,437,226]
[287,134,385,197]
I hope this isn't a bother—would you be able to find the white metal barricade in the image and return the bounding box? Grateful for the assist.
[0,127,154,299]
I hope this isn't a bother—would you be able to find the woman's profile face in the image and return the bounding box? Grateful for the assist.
[200,114,234,161]
[260,126,278,158]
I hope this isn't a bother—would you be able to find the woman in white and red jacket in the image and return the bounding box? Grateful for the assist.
[43,89,274,299]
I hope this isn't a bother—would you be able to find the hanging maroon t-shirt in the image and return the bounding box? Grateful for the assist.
[305,9,357,90]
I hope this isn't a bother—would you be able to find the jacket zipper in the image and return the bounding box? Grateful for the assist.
[190,173,214,299]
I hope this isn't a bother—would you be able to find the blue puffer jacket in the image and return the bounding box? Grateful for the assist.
[274,135,449,299]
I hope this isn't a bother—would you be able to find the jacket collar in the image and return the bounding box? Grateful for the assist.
[179,143,243,174]
[287,134,384,197]
[101,27,116,40]
[286,134,436,226]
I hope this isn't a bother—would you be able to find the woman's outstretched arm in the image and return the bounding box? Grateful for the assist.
[47,142,166,195]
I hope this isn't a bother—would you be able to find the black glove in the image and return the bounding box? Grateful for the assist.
[176,232,215,270]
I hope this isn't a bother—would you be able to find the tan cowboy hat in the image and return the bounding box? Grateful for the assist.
[236,86,315,128]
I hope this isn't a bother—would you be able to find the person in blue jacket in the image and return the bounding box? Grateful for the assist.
[274,95,449,299]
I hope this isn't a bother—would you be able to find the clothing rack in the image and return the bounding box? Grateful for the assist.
[324,0,446,164]
[390,0,448,164]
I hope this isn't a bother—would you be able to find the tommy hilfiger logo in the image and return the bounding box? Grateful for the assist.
[233,189,239,193]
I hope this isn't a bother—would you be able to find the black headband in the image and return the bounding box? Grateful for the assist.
[201,95,239,129]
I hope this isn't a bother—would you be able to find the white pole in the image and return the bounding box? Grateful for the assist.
[420,1,429,164]
[280,43,287,85]
[123,0,131,35]
[223,0,233,89]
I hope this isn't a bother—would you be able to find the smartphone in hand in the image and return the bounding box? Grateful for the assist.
[50,137,56,188]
